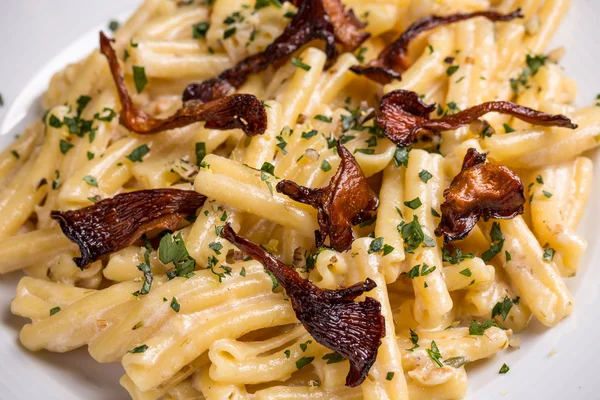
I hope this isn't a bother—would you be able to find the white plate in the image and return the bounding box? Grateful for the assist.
[1,1,599,399]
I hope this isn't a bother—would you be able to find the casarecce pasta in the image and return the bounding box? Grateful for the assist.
[0,0,596,399]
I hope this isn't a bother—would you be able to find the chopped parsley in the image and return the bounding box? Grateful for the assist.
[132,66,148,93]
[446,65,459,76]
[59,140,74,154]
[94,107,116,122]
[126,144,150,163]
[368,237,384,254]
[505,251,512,262]
[427,341,443,367]
[383,244,394,256]
[366,136,377,147]
[481,222,504,262]
[240,267,246,277]
[158,232,196,277]
[261,171,274,195]
[83,175,98,187]
[322,352,345,364]
[503,123,515,133]
[543,247,555,261]
[444,356,469,368]
[407,263,436,279]
[406,328,419,352]
[299,340,312,352]
[491,296,518,321]
[469,319,502,335]
[275,135,288,154]
[128,344,148,354]
[208,255,232,282]
[536,175,544,184]
[195,142,206,165]
[301,129,318,140]
[291,57,311,71]
[526,54,548,75]
[87,151,95,160]
[355,47,368,63]
[393,146,410,167]
[170,297,181,313]
[314,114,332,123]
[208,241,223,255]
[49,114,63,128]
[264,268,279,291]
[446,102,460,114]
[354,148,374,155]
[11,150,19,159]
[418,169,433,183]
[499,363,510,374]
[284,350,291,358]
[260,161,275,176]
[442,246,474,265]
[542,190,553,198]
[431,208,440,218]
[320,160,332,172]
[255,0,282,9]
[223,27,237,39]
[49,306,61,316]
[135,238,154,295]
[192,21,209,38]
[386,372,395,381]
[295,356,314,370]
[459,268,472,277]
[398,215,436,253]
[510,54,548,93]
[108,20,120,32]
[404,197,422,210]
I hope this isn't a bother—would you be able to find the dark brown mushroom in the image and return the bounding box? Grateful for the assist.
[182,0,369,102]
[220,223,384,387]
[435,148,525,242]
[350,9,523,84]
[377,89,577,147]
[100,32,267,135]
[276,141,378,252]
[51,189,206,269]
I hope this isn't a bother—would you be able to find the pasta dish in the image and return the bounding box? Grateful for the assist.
[0,0,596,398]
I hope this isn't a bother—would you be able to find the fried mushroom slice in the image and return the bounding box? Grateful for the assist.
[220,223,385,387]
[377,89,577,147]
[99,32,267,135]
[276,141,378,252]
[350,9,523,84]
[182,0,369,102]
[435,148,525,242]
[51,189,206,269]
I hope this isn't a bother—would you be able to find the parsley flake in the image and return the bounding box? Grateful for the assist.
[419,169,433,183]
[322,352,345,364]
[295,356,314,370]
[128,344,148,354]
[132,66,148,93]
[404,197,422,210]
[126,144,150,162]
[192,21,209,38]
[291,57,311,71]
[170,297,181,313]
[83,175,98,187]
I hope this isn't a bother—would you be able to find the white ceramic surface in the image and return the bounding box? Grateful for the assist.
[0,1,599,399]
